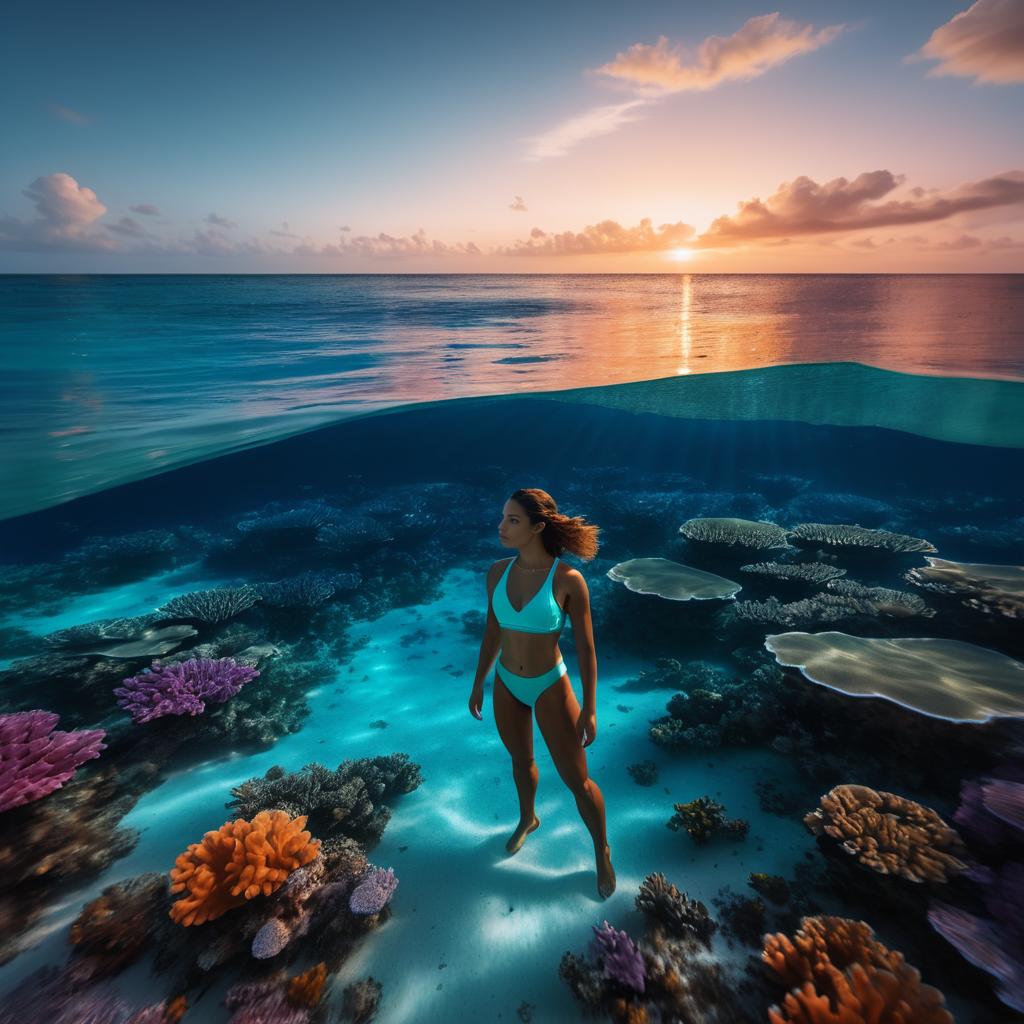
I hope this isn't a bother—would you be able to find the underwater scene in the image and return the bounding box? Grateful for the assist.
[1,273,1023,1024]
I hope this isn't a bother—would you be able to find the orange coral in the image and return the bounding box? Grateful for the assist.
[763,915,952,1024]
[168,809,320,926]
[288,961,328,1008]
[803,784,967,883]
[610,998,648,1024]
[166,995,188,1022]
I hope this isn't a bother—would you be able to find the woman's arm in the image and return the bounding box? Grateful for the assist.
[567,572,597,709]
[472,563,503,690]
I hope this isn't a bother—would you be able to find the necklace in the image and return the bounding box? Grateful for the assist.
[515,557,555,572]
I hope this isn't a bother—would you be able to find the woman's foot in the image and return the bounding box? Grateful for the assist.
[597,843,616,898]
[506,815,540,854]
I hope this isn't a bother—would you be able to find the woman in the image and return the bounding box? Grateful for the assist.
[468,487,616,899]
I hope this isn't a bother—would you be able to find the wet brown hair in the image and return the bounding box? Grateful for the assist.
[508,487,601,561]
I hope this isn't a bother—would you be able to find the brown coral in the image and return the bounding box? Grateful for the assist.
[763,915,953,1024]
[168,809,320,926]
[287,961,328,1008]
[803,784,968,883]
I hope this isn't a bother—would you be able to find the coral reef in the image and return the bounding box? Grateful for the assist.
[905,556,1024,619]
[349,866,398,915]
[825,578,934,618]
[340,977,383,1023]
[679,517,792,550]
[42,615,199,659]
[115,657,260,724]
[764,630,1024,723]
[158,585,261,624]
[627,761,658,786]
[804,783,968,882]
[606,557,741,601]
[648,663,789,751]
[560,871,743,1023]
[168,810,321,926]
[0,710,107,812]
[227,754,423,846]
[590,920,647,994]
[667,796,749,844]
[634,872,715,946]
[789,522,937,554]
[69,873,167,981]
[255,571,338,609]
[739,561,847,585]
[762,914,953,1023]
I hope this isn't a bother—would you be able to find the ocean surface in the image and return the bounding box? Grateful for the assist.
[1,273,1022,521]
[0,274,1023,1024]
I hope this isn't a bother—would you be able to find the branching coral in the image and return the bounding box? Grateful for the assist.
[168,810,321,926]
[763,915,953,1023]
[158,585,260,624]
[590,920,646,994]
[115,657,260,724]
[804,784,968,883]
[667,796,748,845]
[634,872,715,946]
[227,754,423,845]
[0,710,106,812]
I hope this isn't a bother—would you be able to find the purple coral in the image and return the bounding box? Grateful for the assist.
[348,866,398,915]
[589,920,646,994]
[114,657,259,724]
[0,710,106,813]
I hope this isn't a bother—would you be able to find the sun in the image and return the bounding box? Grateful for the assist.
[669,247,694,262]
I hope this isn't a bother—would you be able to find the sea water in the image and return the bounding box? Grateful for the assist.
[0,275,1022,1023]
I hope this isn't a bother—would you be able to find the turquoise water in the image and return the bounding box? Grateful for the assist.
[1,275,1023,1023]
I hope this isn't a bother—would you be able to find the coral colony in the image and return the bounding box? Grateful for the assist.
[2,475,1024,1022]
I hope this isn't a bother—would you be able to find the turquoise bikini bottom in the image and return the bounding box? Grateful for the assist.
[495,656,569,708]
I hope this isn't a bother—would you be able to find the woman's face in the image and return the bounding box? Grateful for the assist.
[498,500,540,548]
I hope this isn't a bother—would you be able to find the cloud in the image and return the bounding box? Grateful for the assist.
[270,221,300,238]
[130,203,160,216]
[909,0,1024,84]
[205,212,237,229]
[696,169,1024,246]
[592,12,846,96]
[509,196,527,212]
[496,216,695,256]
[47,102,91,125]
[105,216,148,238]
[523,99,650,160]
[0,172,116,252]
[524,13,844,160]
[293,229,482,259]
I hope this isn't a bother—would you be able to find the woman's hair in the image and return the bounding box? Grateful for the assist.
[508,488,601,561]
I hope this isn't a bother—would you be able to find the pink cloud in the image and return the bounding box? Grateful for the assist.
[593,12,846,96]
[910,0,1024,85]
[0,172,116,252]
[696,169,1024,246]
[497,217,695,256]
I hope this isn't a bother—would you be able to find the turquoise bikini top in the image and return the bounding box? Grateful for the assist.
[493,555,566,634]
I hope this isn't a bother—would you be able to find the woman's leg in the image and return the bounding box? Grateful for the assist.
[535,676,616,897]
[493,671,541,853]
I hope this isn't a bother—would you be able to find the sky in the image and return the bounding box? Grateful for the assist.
[1,0,1022,273]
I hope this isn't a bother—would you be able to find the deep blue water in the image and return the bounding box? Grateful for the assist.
[1,273,1022,521]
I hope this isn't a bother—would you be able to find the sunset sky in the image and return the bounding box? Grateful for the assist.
[1,0,1022,273]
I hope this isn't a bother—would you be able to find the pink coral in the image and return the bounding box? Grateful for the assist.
[0,710,106,812]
